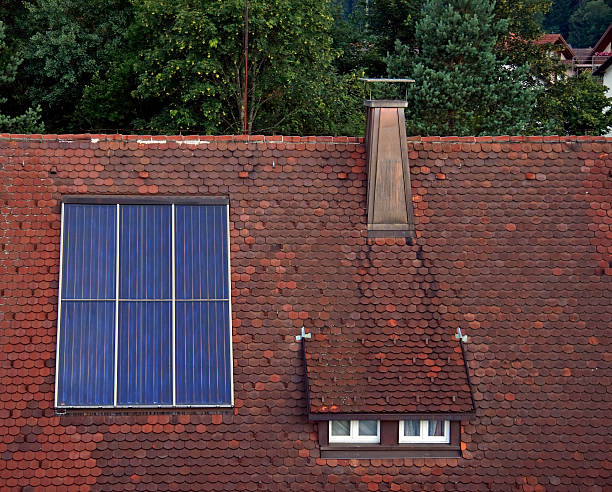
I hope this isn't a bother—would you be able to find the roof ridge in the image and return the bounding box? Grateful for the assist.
[0,133,365,144]
[2,133,612,144]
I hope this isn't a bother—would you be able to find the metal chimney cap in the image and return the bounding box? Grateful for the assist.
[364,100,409,108]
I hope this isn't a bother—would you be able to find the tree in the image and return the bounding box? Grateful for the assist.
[0,21,44,133]
[494,0,551,41]
[18,0,133,131]
[568,0,612,48]
[529,72,612,135]
[387,0,535,136]
[493,0,554,76]
[542,0,579,38]
[77,29,143,131]
[366,0,421,62]
[128,0,344,135]
[331,0,421,77]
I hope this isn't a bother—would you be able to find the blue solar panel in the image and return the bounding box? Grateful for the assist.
[175,205,231,405]
[58,201,232,407]
[117,301,172,405]
[175,205,229,300]
[175,301,231,405]
[57,301,115,406]
[61,205,116,299]
[120,205,171,299]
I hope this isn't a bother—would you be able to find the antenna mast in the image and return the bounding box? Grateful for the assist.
[243,0,249,135]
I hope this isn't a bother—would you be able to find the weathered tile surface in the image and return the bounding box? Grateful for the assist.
[0,134,610,491]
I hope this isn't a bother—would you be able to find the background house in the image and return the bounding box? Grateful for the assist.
[534,33,575,76]
[595,56,612,136]
[534,24,612,76]
[0,129,610,490]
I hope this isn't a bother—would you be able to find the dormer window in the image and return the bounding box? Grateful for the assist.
[399,419,450,443]
[315,418,462,458]
[303,331,475,458]
[329,420,380,444]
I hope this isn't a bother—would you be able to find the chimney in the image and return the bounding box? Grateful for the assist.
[363,93,415,238]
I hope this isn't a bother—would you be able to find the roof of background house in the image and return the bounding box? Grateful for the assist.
[573,47,593,58]
[534,33,575,59]
[592,23,612,53]
[0,132,610,489]
[594,53,612,75]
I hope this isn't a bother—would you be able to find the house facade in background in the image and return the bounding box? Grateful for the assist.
[533,33,575,77]
[541,23,612,75]
[594,56,612,137]
[0,129,610,490]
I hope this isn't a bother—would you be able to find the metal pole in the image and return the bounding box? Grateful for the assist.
[244,0,249,135]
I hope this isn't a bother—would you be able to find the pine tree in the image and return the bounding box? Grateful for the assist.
[387,0,534,136]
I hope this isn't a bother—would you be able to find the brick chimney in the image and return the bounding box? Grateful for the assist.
[364,99,415,238]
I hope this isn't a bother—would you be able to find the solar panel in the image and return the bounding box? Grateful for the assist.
[56,201,232,407]
[175,205,231,405]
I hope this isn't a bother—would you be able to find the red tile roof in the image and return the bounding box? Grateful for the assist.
[534,33,564,45]
[305,331,474,415]
[533,33,575,59]
[0,133,610,489]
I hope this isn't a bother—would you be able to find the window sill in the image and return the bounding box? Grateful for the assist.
[320,444,461,459]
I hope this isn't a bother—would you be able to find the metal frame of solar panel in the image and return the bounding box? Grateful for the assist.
[54,196,233,408]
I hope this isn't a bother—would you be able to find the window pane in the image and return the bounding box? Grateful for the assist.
[57,301,115,406]
[358,420,378,436]
[119,205,171,299]
[117,301,172,405]
[428,420,444,436]
[175,205,228,300]
[330,420,350,436]
[176,301,232,405]
[403,420,420,436]
[62,204,116,300]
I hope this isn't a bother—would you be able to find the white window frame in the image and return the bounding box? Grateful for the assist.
[398,419,450,443]
[328,420,380,444]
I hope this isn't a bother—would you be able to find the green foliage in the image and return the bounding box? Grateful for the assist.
[568,0,612,48]
[494,0,551,40]
[128,0,344,134]
[0,1,27,33]
[331,1,379,75]
[542,0,579,38]
[387,0,535,136]
[0,21,44,133]
[0,0,610,137]
[529,72,612,135]
[19,0,133,130]
[367,0,421,57]
[493,0,552,73]
[332,0,420,77]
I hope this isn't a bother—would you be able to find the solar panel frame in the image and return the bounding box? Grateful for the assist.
[55,198,234,408]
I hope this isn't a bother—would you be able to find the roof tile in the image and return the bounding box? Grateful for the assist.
[0,133,609,488]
